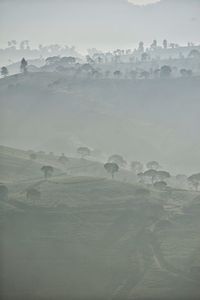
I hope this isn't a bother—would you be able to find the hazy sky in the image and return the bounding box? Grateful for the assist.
[129,0,160,4]
[0,0,199,52]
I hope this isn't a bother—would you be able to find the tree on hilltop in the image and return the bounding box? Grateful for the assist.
[104,163,119,179]
[1,66,8,77]
[20,58,28,73]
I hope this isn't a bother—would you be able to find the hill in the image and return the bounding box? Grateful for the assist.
[0,145,200,299]
[0,73,200,174]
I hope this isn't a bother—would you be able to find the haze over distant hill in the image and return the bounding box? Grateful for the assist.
[0,72,200,174]
[0,0,199,51]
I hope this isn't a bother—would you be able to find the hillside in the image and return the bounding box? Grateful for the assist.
[0,146,200,299]
[1,0,199,299]
[0,73,200,174]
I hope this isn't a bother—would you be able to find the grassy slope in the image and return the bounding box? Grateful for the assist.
[0,146,200,299]
[0,73,200,173]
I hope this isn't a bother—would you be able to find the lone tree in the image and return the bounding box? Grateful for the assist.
[108,154,126,168]
[20,58,28,73]
[160,65,172,78]
[138,41,144,52]
[156,171,171,182]
[131,161,143,174]
[77,147,91,159]
[113,70,122,79]
[1,66,8,77]
[0,184,8,201]
[188,173,200,191]
[41,165,54,179]
[140,70,150,80]
[81,63,94,72]
[58,153,68,165]
[146,161,160,170]
[153,181,167,190]
[141,52,148,62]
[151,39,158,50]
[143,169,158,184]
[163,39,168,49]
[104,162,119,179]
[180,69,192,77]
[137,172,145,183]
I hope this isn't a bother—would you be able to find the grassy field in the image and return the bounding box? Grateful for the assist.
[0,146,200,299]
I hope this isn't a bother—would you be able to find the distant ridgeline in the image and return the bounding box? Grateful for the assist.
[1,42,200,77]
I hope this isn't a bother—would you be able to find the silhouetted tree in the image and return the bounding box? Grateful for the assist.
[156,171,171,181]
[78,63,94,78]
[1,66,8,77]
[77,147,91,159]
[113,70,122,79]
[108,154,126,168]
[92,69,101,79]
[180,69,192,77]
[154,181,167,190]
[141,52,148,62]
[143,169,158,184]
[151,40,157,50]
[104,162,119,179]
[140,70,150,79]
[160,65,172,78]
[20,58,28,73]
[188,173,200,191]
[137,172,145,183]
[163,39,168,49]
[41,166,54,179]
[138,41,144,52]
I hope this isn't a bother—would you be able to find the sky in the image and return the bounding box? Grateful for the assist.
[0,0,199,52]
[129,0,160,4]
